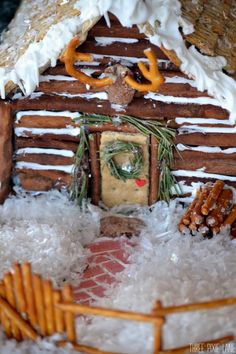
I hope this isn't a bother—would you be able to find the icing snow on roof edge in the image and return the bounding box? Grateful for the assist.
[0,0,236,124]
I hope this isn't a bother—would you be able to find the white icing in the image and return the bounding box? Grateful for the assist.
[16,162,74,173]
[110,103,126,112]
[172,170,236,182]
[175,117,232,126]
[164,76,195,85]
[16,110,80,123]
[39,75,77,82]
[12,92,44,100]
[145,92,222,106]
[16,148,75,157]
[15,127,80,137]
[177,144,236,154]
[53,91,108,99]
[84,53,170,67]
[95,36,139,45]
[179,125,236,134]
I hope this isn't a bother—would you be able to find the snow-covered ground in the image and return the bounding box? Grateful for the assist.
[0,193,235,353]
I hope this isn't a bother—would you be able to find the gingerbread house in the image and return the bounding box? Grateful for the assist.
[0,0,235,207]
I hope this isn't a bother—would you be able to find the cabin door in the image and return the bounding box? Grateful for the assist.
[99,131,150,208]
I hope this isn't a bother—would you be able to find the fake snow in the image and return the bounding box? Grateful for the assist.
[0,196,236,353]
[0,191,99,286]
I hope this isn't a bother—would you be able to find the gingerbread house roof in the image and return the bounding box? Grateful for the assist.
[0,0,236,122]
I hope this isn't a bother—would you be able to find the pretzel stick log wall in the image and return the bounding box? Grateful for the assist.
[3,273,21,340]
[201,180,225,216]
[206,189,233,227]
[21,262,37,328]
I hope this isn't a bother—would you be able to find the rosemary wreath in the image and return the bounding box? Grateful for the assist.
[101,140,143,181]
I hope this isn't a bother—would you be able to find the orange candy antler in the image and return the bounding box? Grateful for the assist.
[60,37,113,88]
[124,48,165,92]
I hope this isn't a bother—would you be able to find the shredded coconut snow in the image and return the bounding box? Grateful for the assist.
[0,191,99,286]
[0,196,235,353]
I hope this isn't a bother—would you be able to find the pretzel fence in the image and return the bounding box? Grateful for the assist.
[0,262,235,354]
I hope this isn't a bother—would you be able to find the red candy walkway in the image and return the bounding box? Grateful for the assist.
[73,239,134,304]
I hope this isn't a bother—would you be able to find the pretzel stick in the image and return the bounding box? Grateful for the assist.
[61,38,113,88]
[178,223,188,234]
[223,205,236,227]
[189,222,197,235]
[32,274,47,336]
[53,290,65,333]
[198,223,210,238]
[12,263,27,314]
[201,180,225,216]
[62,283,76,342]
[206,189,233,227]
[191,186,211,225]
[21,262,37,328]
[178,190,201,230]
[58,340,117,354]
[3,273,21,340]
[0,282,11,338]
[0,297,38,341]
[43,280,55,335]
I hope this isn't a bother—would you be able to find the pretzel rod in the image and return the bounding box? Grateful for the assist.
[201,180,225,216]
[0,282,11,338]
[43,280,55,335]
[61,37,113,88]
[189,222,197,235]
[223,204,236,227]
[53,290,65,333]
[0,280,5,297]
[125,48,164,92]
[32,274,47,336]
[206,189,233,227]
[3,273,21,340]
[178,190,201,229]
[0,297,38,341]
[191,187,211,225]
[12,263,27,314]
[62,283,76,342]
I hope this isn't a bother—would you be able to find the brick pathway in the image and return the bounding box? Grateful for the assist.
[73,239,133,304]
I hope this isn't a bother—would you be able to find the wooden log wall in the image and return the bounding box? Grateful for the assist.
[12,15,236,197]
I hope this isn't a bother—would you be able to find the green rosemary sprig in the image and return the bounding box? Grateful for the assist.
[69,127,88,205]
[101,141,143,181]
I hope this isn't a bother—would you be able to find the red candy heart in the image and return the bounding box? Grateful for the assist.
[135,179,147,187]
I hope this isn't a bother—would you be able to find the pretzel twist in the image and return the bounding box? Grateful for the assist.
[61,37,113,88]
[124,48,165,92]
